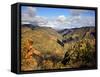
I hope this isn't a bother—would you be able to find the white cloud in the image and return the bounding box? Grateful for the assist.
[67,16,95,28]
[27,7,36,17]
[21,7,95,30]
[21,7,48,26]
[70,9,93,16]
[70,9,85,16]
[57,15,66,22]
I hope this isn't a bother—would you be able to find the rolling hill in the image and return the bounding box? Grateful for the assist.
[21,24,96,71]
[58,27,95,43]
[21,25,65,70]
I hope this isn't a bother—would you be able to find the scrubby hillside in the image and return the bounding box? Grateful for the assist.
[61,27,96,68]
[59,27,95,43]
[21,25,96,71]
[21,25,65,71]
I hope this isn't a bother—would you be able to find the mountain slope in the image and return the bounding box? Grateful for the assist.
[21,25,96,71]
[21,25,65,70]
[58,27,95,43]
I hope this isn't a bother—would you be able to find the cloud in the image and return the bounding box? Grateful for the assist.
[53,15,95,29]
[70,9,85,16]
[21,7,36,25]
[21,7,95,30]
[70,9,94,16]
[21,7,48,26]
[67,16,95,28]
[57,15,66,22]
[27,7,36,17]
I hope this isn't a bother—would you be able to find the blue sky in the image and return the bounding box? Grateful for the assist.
[36,8,70,18]
[21,6,95,18]
[21,6,95,29]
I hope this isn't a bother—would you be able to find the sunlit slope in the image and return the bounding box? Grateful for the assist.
[21,26,64,59]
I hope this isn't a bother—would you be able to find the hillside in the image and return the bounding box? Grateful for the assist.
[21,25,96,71]
[58,27,95,43]
[60,27,96,68]
[21,25,65,71]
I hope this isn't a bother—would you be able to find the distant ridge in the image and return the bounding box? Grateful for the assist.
[22,24,39,29]
[58,26,95,43]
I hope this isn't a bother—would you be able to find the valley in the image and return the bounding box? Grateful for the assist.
[21,24,96,71]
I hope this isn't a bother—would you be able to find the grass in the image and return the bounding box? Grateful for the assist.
[21,26,96,71]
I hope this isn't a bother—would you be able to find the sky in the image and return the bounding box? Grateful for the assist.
[21,6,95,30]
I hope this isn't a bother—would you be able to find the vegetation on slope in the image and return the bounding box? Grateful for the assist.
[21,25,96,71]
